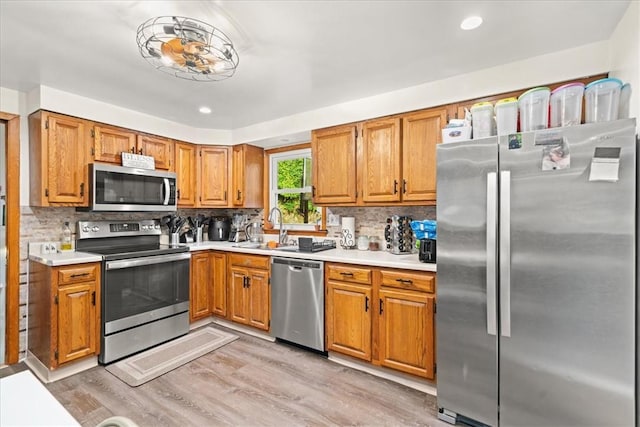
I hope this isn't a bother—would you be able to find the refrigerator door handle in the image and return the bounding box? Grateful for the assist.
[486,172,498,336]
[500,170,511,337]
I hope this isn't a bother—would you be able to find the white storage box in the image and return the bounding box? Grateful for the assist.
[471,102,495,139]
[442,126,472,143]
[495,97,518,135]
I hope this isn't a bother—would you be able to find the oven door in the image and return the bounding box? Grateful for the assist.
[103,252,190,335]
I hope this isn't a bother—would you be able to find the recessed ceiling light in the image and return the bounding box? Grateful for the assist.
[460,16,483,30]
[199,106,212,114]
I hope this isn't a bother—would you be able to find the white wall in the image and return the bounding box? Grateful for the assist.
[608,1,639,130]
[1,88,30,206]
[234,41,611,146]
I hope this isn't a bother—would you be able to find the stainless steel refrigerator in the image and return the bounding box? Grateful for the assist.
[435,118,637,427]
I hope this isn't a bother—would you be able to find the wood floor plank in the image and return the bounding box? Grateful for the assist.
[39,326,448,427]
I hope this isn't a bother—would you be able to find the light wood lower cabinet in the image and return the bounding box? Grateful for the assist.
[228,254,270,331]
[28,262,101,369]
[190,251,211,322]
[325,263,436,380]
[210,252,227,317]
[326,280,372,360]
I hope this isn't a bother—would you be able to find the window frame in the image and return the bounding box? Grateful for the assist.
[264,143,326,234]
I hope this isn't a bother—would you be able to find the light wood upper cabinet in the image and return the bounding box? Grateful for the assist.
[198,146,229,207]
[311,124,357,204]
[190,251,211,322]
[210,252,227,317]
[174,141,197,207]
[361,118,402,203]
[401,108,447,202]
[29,110,91,206]
[137,134,174,170]
[92,124,137,164]
[28,261,100,369]
[231,144,264,208]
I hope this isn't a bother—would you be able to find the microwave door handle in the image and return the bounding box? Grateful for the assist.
[162,178,170,205]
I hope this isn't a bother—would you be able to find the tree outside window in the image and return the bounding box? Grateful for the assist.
[270,148,321,229]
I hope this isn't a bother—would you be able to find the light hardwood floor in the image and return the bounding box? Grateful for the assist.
[11,327,450,426]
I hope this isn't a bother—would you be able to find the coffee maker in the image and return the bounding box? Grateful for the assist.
[229,214,248,243]
[208,216,230,241]
[384,215,416,254]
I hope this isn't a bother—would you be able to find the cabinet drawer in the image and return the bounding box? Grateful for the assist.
[380,269,435,293]
[327,264,372,285]
[228,254,270,270]
[57,264,98,284]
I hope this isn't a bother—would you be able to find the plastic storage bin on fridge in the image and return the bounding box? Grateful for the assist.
[550,83,584,127]
[518,87,550,132]
[618,83,631,119]
[584,78,623,123]
[442,126,472,143]
[471,102,495,139]
[495,97,518,135]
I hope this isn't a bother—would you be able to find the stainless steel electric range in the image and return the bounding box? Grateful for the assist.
[76,219,191,364]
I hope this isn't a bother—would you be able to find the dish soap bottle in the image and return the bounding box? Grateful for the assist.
[61,221,72,251]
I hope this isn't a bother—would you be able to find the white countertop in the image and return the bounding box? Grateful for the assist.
[185,241,436,272]
[29,241,436,272]
[29,251,103,266]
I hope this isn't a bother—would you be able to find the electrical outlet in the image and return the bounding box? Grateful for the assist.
[49,242,59,253]
[327,214,341,226]
[40,243,50,255]
[40,242,59,254]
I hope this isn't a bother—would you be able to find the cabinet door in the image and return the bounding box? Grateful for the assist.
[190,251,211,322]
[231,145,264,208]
[199,146,229,207]
[312,125,357,204]
[174,141,197,207]
[229,267,249,324]
[45,113,88,204]
[210,252,227,317]
[137,134,173,170]
[93,125,136,164]
[247,268,270,331]
[401,108,446,202]
[57,282,97,365]
[326,280,372,361]
[378,288,435,379]
[231,145,245,206]
[361,118,401,203]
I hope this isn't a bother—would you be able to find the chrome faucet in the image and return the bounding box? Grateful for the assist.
[268,207,287,245]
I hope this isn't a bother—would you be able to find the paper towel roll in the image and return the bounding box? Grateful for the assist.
[340,217,356,249]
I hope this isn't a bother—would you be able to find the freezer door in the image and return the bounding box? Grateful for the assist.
[498,119,636,426]
[436,138,499,426]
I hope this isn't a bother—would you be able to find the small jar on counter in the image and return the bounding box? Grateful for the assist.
[357,235,369,251]
[368,236,381,251]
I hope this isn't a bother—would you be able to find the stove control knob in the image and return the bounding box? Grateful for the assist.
[82,226,90,233]
[141,225,148,230]
[154,224,160,229]
[91,226,99,232]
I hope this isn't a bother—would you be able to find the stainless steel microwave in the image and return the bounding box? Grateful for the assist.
[85,163,177,211]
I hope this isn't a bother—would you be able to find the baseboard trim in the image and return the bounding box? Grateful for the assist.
[25,351,98,384]
[211,318,276,342]
[328,352,437,396]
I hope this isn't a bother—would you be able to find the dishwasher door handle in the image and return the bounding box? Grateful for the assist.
[289,265,303,272]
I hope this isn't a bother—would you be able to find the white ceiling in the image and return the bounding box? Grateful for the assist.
[0,0,630,134]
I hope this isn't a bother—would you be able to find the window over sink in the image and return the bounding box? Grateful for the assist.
[268,146,323,232]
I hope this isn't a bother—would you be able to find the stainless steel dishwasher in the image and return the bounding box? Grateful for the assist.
[271,257,325,352]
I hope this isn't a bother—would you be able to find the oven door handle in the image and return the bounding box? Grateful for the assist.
[106,252,191,270]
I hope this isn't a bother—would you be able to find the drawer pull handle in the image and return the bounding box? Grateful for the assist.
[395,278,413,284]
[70,272,90,278]
[340,272,354,277]
[379,299,384,315]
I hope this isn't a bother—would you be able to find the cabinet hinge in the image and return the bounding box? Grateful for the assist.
[45,188,49,197]
[45,120,49,130]
[434,363,437,374]
[268,278,271,285]
[90,129,95,138]
[54,295,58,305]
[54,350,58,360]
[434,302,436,314]
[446,114,450,122]
[91,147,95,156]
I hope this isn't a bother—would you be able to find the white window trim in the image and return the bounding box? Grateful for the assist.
[269,148,317,231]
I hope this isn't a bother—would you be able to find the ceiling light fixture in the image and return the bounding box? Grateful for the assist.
[460,16,483,30]
[136,16,239,82]
[199,106,212,114]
